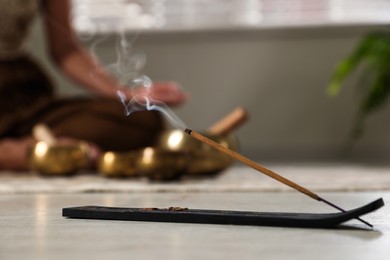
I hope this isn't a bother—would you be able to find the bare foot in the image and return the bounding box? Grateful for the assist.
[0,137,35,171]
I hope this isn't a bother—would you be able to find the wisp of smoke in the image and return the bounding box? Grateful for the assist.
[85,28,187,130]
[117,90,187,130]
[112,31,187,129]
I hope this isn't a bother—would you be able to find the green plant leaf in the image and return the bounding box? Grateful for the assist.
[327,59,357,96]
[327,32,387,96]
[326,31,390,142]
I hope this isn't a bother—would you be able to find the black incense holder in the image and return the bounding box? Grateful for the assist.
[63,198,383,229]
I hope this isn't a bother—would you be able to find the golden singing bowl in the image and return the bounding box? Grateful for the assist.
[29,141,90,175]
[136,147,188,181]
[98,151,138,177]
[98,147,189,181]
[157,129,239,175]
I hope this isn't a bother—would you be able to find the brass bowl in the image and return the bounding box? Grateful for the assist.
[136,147,188,181]
[157,129,239,175]
[29,141,90,175]
[98,147,189,181]
[98,151,138,177]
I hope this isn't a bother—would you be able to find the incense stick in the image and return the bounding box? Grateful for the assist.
[185,128,373,228]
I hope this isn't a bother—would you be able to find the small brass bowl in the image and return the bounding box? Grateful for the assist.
[98,151,138,177]
[98,147,189,181]
[29,141,90,175]
[136,147,188,181]
[157,129,239,175]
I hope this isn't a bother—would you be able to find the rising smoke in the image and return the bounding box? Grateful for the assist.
[87,30,187,130]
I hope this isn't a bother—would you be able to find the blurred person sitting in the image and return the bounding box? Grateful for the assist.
[0,0,187,171]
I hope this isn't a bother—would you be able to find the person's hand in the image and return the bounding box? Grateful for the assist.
[120,81,188,106]
[147,81,188,106]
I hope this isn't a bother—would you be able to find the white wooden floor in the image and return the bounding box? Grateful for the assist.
[0,191,388,260]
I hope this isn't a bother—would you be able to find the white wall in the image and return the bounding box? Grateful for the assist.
[29,17,390,162]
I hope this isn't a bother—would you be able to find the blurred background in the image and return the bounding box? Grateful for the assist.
[29,0,390,162]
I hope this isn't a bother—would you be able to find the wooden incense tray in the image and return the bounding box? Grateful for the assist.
[63,198,384,229]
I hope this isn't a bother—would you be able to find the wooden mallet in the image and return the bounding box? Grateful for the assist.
[33,124,57,145]
[207,107,248,135]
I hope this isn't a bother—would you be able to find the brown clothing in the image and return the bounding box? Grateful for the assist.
[0,56,164,151]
